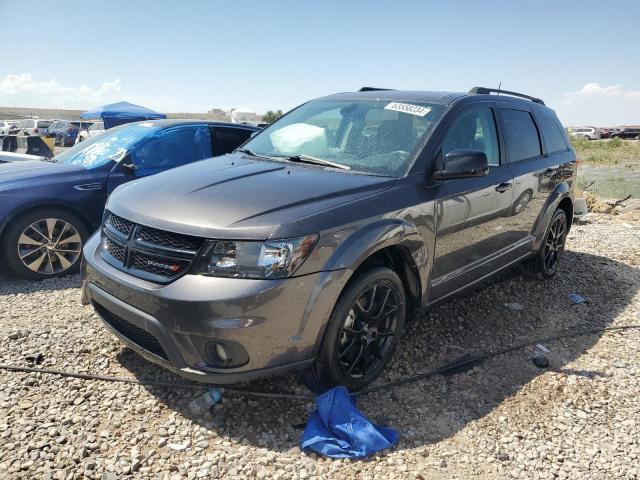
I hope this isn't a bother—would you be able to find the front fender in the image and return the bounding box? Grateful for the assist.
[327,218,423,269]
[293,218,431,356]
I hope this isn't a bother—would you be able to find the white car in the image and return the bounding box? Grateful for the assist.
[17,118,54,136]
[76,120,105,143]
[569,126,600,140]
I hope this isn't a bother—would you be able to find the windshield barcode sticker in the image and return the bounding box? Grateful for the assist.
[384,102,431,117]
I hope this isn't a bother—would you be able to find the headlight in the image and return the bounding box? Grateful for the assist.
[192,234,318,279]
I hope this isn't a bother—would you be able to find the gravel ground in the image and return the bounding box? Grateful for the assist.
[0,212,639,480]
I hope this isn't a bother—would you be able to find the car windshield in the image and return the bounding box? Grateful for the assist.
[54,123,159,169]
[241,99,445,176]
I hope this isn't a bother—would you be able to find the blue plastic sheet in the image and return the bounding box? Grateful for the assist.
[569,293,586,304]
[301,386,398,459]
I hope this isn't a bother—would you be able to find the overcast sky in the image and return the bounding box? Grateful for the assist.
[1,0,638,126]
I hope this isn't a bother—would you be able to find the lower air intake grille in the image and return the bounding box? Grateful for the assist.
[95,303,167,359]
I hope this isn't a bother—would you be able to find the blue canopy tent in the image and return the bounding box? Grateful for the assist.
[80,101,166,129]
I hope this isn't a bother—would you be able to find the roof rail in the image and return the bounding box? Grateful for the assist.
[359,87,394,92]
[469,87,545,105]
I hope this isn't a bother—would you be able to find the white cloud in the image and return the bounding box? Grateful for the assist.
[0,73,122,109]
[554,83,640,126]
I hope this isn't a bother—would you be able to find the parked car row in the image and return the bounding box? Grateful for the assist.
[0,118,98,146]
[0,118,53,137]
[1,87,580,390]
[568,125,640,140]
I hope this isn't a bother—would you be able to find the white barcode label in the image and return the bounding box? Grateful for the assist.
[384,102,431,117]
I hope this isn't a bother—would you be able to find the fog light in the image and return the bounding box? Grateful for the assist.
[215,343,228,363]
[203,340,249,368]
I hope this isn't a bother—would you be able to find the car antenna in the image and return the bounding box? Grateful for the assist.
[497,82,502,95]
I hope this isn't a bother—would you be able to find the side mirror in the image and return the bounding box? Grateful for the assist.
[434,149,489,180]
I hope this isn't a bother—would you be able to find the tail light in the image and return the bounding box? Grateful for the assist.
[33,128,38,133]
[575,154,582,166]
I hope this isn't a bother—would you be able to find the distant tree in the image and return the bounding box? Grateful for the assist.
[262,110,283,124]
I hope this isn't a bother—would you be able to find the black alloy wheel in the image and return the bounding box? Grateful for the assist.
[337,282,401,379]
[542,211,567,276]
[307,267,406,391]
[523,208,568,280]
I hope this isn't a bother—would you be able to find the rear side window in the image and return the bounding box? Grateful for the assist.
[212,127,254,156]
[537,112,569,153]
[500,109,541,162]
[37,120,52,128]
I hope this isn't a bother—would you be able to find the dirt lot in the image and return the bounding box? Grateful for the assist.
[0,212,639,480]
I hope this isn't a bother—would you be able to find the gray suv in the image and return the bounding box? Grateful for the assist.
[82,87,577,390]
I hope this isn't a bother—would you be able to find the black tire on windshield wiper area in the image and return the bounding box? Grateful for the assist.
[287,155,350,170]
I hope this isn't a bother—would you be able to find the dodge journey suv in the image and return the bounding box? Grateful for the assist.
[82,87,577,390]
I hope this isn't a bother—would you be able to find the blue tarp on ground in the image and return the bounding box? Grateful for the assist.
[301,386,398,459]
[80,101,166,129]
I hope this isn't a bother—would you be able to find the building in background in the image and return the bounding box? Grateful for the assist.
[229,107,261,125]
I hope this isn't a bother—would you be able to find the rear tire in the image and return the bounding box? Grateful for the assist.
[522,208,568,280]
[2,208,88,280]
[304,266,406,392]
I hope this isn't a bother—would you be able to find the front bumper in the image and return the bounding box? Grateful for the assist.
[82,232,347,384]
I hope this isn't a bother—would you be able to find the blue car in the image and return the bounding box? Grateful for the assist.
[46,120,82,146]
[0,120,259,279]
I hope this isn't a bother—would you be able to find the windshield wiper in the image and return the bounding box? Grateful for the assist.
[236,148,257,156]
[286,154,350,170]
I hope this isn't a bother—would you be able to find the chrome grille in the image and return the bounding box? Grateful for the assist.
[101,211,203,283]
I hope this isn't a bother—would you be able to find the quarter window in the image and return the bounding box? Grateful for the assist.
[212,127,253,156]
[537,112,568,153]
[442,107,500,166]
[501,109,542,162]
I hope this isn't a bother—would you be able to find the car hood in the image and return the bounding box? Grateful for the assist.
[108,154,396,240]
[0,152,46,163]
[0,160,88,187]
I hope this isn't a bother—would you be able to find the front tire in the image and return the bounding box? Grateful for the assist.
[306,267,406,391]
[2,209,88,280]
[523,208,568,280]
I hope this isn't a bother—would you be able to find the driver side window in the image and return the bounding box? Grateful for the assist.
[442,107,499,166]
[130,125,212,176]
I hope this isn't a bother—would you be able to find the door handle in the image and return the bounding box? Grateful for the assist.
[495,182,512,193]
